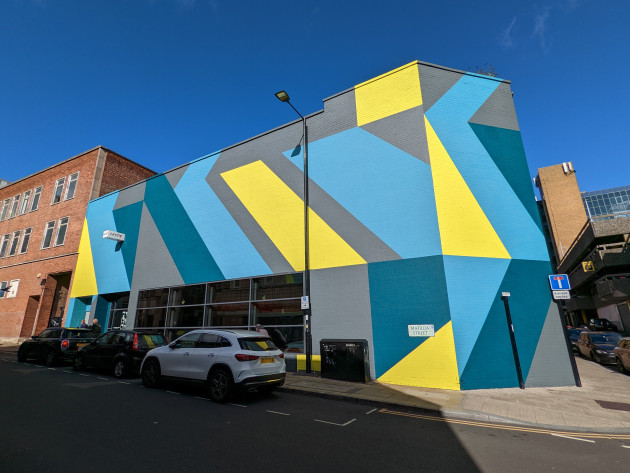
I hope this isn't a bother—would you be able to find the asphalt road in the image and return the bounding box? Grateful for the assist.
[1,353,629,473]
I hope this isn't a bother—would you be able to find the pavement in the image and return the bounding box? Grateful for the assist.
[2,341,629,433]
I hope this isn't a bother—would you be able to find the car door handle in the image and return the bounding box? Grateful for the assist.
[208,353,214,357]
[184,352,190,356]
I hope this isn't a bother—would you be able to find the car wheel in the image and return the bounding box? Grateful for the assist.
[113,359,128,379]
[45,350,56,367]
[142,360,161,388]
[208,368,234,403]
[616,358,627,374]
[17,348,27,363]
[73,355,85,372]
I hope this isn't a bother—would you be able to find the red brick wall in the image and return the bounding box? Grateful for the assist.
[99,150,156,197]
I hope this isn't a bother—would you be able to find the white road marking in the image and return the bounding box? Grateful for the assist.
[165,390,179,394]
[551,434,595,443]
[194,396,209,401]
[622,445,630,449]
[267,410,290,416]
[47,368,56,371]
[63,371,73,374]
[365,408,378,415]
[228,403,247,408]
[117,381,130,385]
[314,418,356,427]
[97,377,109,381]
[79,374,90,377]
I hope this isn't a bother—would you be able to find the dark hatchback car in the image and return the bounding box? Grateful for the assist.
[576,331,623,365]
[18,327,96,366]
[588,318,618,332]
[73,330,168,378]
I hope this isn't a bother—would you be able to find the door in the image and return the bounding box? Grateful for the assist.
[187,333,222,381]
[160,332,201,378]
[86,332,116,368]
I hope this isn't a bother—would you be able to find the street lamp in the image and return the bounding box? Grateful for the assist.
[275,90,312,373]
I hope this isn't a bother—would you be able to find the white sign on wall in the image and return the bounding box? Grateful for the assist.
[408,324,435,337]
[103,230,125,242]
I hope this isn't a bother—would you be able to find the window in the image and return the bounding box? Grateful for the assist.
[30,186,42,211]
[0,281,8,298]
[8,230,21,257]
[0,234,9,258]
[8,195,20,218]
[5,279,19,298]
[54,217,69,246]
[64,172,79,200]
[51,177,65,204]
[18,190,31,215]
[0,199,10,221]
[19,227,32,254]
[41,221,56,249]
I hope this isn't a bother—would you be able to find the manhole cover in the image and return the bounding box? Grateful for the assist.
[595,400,630,412]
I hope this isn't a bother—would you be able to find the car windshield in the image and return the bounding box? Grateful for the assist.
[138,334,167,349]
[238,337,278,351]
[590,333,622,344]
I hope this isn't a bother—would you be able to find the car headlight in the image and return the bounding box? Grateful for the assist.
[595,349,608,354]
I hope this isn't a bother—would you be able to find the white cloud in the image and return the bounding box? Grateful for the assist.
[499,16,518,48]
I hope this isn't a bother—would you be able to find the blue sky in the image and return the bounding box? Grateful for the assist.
[0,0,627,193]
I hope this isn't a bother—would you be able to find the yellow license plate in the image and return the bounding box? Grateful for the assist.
[261,357,274,364]
[77,343,88,349]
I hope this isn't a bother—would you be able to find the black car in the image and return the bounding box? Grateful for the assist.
[576,331,623,364]
[73,330,168,378]
[17,327,96,366]
[587,318,618,332]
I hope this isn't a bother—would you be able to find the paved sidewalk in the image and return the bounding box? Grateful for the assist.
[280,357,630,433]
[2,341,629,432]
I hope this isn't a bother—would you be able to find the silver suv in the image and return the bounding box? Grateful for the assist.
[140,329,286,402]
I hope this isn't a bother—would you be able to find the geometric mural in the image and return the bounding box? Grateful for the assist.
[68,61,575,390]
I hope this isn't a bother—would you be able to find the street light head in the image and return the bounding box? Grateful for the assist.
[275,90,290,102]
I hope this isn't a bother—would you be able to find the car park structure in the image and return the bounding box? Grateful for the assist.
[65,60,576,390]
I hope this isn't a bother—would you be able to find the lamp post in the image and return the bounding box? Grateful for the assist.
[500,292,524,389]
[275,90,312,373]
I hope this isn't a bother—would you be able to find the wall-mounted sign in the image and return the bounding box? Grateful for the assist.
[408,324,435,337]
[552,290,571,300]
[300,296,310,309]
[103,230,125,242]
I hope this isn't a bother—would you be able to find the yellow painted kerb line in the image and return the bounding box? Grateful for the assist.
[379,408,630,440]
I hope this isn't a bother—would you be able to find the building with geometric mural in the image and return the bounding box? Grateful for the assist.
[66,61,576,390]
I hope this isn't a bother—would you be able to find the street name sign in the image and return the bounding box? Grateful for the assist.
[408,324,435,337]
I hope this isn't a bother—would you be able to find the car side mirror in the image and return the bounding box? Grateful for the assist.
[169,342,177,349]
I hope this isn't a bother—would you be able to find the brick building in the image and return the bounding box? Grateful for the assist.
[0,146,155,342]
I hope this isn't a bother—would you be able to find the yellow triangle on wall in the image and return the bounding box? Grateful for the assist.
[69,219,98,298]
[378,321,460,390]
[425,117,510,259]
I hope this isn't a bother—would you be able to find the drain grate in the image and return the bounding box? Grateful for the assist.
[595,400,630,412]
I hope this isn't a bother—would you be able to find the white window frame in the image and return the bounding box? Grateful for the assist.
[8,230,21,257]
[30,186,43,212]
[19,227,32,255]
[0,199,10,221]
[8,194,20,219]
[6,279,19,298]
[41,221,56,249]
[64,172,79,200]
[18,190,32,215]
[0,234,9,258]
[51,177,66,205]
[54,217,70,247]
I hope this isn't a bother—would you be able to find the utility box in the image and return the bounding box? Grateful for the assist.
[320,339,370,383]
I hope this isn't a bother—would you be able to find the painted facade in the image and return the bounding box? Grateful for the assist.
[67,61,576,390]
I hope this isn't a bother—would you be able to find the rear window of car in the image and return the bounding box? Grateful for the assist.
[62,330,93,339]
[238,337,278,351]
[590,333,622,344]
[138,334,167,349]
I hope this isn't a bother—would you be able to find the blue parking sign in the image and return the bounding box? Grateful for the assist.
[549,274,571,290]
